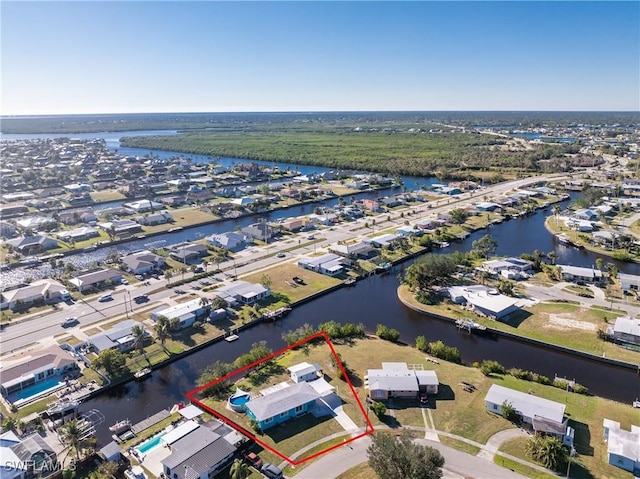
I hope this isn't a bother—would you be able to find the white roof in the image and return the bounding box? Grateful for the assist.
[613,317,640,337]
[178,404,204,419]
[288,362,319,375]
[485,385,565,423]
[161,420,199,445]
[604,418,640,463]
[415,370,439,386]
[558,264,603,278]
[306,377,335,396]
[152,299,204,320]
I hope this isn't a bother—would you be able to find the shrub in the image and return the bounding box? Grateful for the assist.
[415,335,428,352]
[369,401,387,417]
[428,340,461,363]
[534,374,551,385]
[480,360,506,376]
[376,324,400,342]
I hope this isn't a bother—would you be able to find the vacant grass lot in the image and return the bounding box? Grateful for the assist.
[398,286,639,364]
[90,190,126,202]
[242,263,343,304]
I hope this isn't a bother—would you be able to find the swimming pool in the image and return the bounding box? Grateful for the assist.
[135,434,164,455]
[9,377,65,404]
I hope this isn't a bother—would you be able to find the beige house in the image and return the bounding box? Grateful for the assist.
[0,279,68,311]
[365,362,438,400]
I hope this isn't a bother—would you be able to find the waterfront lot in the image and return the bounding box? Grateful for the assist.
[398,285,639,364]
[199,338,367,460]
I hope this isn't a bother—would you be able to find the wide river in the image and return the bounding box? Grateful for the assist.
[3,130,639,444]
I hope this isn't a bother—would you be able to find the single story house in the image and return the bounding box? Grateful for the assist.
[602,418,640,476]
[0,345,79,398]
[618,273,640,294]
[362,199,382,212]
[485,385,573,445]
[476,202,501,212]
[245,382,321,431]
[0,279,68,311]
[97,219,142,236]
[161,422,237,479]
[366,362,439,400]
[557,265,603,284]
[572,208,599,221]
[288,362,323,383]
[396,225,422,237]
[364,233,403,248]
[5,235,58,253]
[68,268,123,292]
[447,285,520,320]
[121,250,166,275]
[56,226,99,242]
[565,219,594,232]
[0,430,57,479]
[136,210,173,226]
[123,199,163,213]
[207,232,249,252]
[482,257,534,275]
[87,320,148,353]
[151,299,211,330]
[167,242,209,263]
[329,241,378,260]
[298,253,345,276]
[241,223,277,242]
[214,280,270,306]
[279,217,306,231]
[608,317,640,346]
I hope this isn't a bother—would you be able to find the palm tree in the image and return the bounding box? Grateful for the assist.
[154,316,169,350]
[230,458,250,479]
[59,419,94,468]
[131,324,146,356]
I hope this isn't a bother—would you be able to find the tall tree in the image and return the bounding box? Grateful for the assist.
[367,430,444,479]
[154,316,170,350]
[93,349,126,377]
[131,324,146,355]
[404,254,457,293]
[472,234,498,259]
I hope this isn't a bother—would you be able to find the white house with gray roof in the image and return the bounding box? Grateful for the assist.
[151,299,210,329]
[68,268,122,292]
[608,317,640,346]
[87,320,148,353]
[485,385,573,444]
[298,253,344,276]
[214,280,270,306]
[557,264,603,284]
[366,362,438,400]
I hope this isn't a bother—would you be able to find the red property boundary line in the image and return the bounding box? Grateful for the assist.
[186,331,375,465]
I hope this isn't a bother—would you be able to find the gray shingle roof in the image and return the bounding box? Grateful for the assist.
[246,382,320,421]
[162,426,235,479]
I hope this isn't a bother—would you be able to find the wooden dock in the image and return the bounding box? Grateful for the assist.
[262,307,292,321]
[131,408,171,435]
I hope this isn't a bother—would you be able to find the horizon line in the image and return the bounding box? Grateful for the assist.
[2,109,640,119]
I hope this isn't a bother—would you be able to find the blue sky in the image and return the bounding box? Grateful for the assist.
[2,1,638,114]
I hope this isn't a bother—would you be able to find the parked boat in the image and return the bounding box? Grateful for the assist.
[633,399,640,408]
[109,419,132,434]
[376,262,392,273]
[224,334,239,342]
[168,227,183,232]
[555,234,584,249]
[44,398,80,417]
[455,319,487,333]
[344,277,356,286]
[134,368,152,380]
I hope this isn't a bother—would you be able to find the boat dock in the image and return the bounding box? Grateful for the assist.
[130,408,172,435]
[455,319,487,333]
[262,306,292,320]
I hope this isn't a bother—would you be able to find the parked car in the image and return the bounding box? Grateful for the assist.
[98,294,113,302]
[61,317,78,327]
[135,275,144,280]
[245,452,263,469]
[121,278,129,285]
[260,463,283,479]
[420,394,429,406]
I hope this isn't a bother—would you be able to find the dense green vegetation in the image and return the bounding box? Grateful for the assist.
[120,128,581,178]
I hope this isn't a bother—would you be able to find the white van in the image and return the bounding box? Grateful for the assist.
[60,289,71,301]
[98,294,113,302]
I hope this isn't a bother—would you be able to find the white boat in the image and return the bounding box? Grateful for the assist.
[134,367,152,380]
[109,419,131,434]
[633,399,640,408]
[225,334,239,342]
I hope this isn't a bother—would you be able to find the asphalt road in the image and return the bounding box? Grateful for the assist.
[0,174,567,354]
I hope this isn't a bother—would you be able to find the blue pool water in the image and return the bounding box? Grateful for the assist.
[229,394,250,406]
[11,377,64,402]
[136,435,164,454]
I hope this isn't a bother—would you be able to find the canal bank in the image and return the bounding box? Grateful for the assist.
[397,285,640,373]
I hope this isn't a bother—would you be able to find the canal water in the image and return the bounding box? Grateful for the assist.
[5,131,640,443]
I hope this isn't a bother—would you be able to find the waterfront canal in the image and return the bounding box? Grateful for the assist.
[4,131,639,443]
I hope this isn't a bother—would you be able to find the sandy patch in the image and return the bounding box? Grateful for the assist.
[546,314,597,331]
